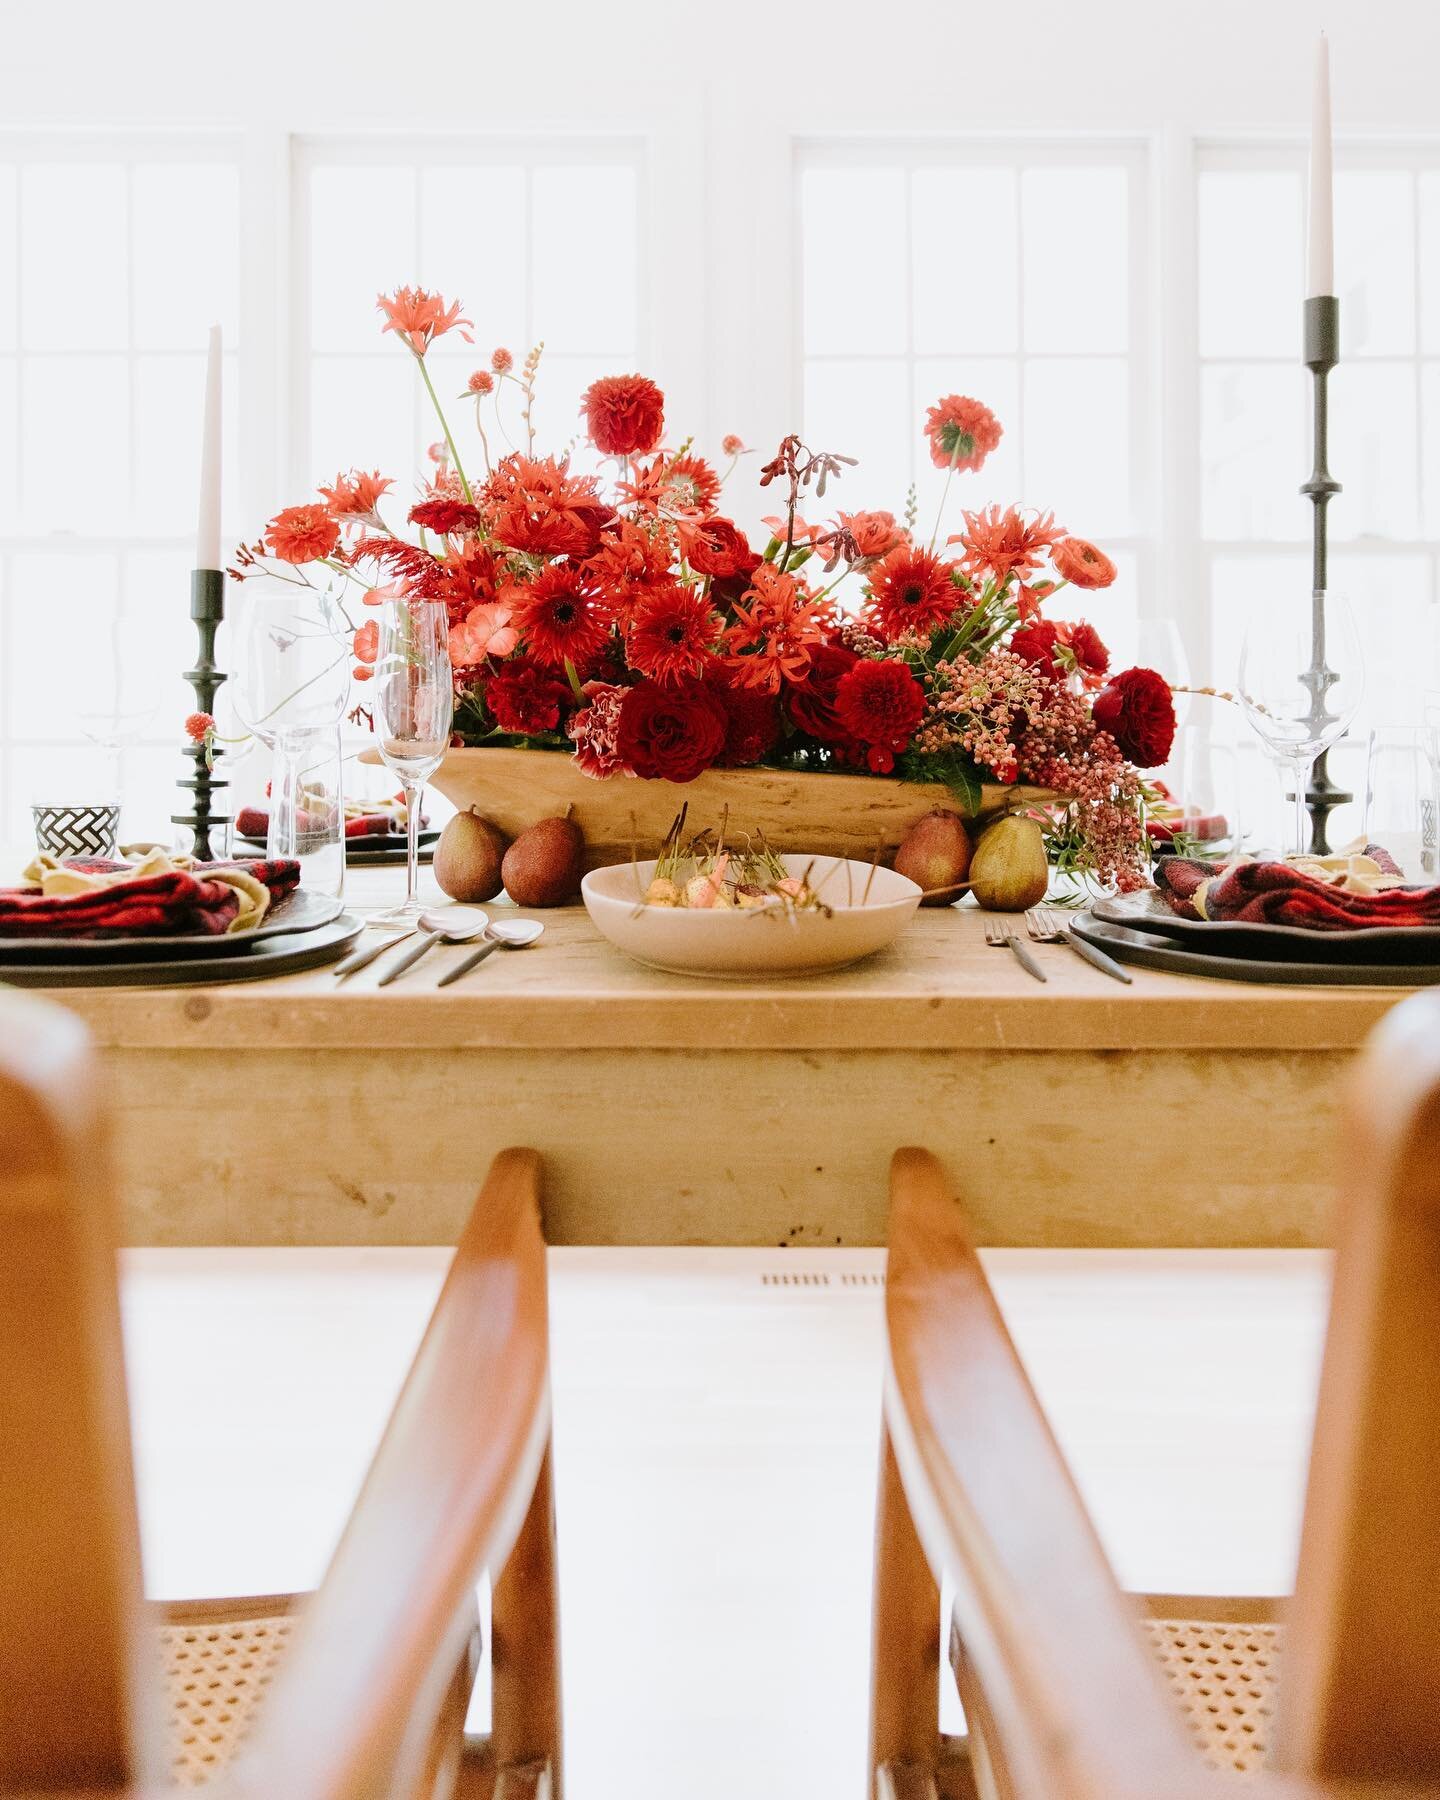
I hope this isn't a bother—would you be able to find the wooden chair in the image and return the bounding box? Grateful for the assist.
[0,989,562,1800]
[869,988,1440,1800]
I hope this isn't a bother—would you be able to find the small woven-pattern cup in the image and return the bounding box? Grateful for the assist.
[31,802,122,859]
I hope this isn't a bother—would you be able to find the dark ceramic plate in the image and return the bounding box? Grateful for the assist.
[4,913,364,988]
[1092,888,1440,965]
[238,831,438,865]
[0,887,343,961]
[1071,911,1440,987]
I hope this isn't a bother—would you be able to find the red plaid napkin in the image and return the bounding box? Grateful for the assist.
[1155,857,1440,931]
[0,858,300,940]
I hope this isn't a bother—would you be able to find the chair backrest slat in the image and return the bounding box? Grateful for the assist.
[0,993,157,1791]
[1274,995,1440,1781]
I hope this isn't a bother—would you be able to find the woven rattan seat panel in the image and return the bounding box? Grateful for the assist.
[160,1614,296,1786]
[1144,1617,1283,1776]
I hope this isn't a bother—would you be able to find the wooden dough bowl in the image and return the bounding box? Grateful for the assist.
[381,745,1058,871]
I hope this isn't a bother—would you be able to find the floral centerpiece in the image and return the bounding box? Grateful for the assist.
[232,287,1175,891]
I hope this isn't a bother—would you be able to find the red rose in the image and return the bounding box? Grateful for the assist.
[834,659,926,753]
[582,374,666,458]
[786,643,860,744]
[685,517,761,582]
[484,657,572,736]
[616,679,728,781]
[1092,666,1176,768]
[717,684,780,767]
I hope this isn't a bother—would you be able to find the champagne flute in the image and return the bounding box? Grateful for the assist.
[373,598,453,927]
[1238,592,1363,858]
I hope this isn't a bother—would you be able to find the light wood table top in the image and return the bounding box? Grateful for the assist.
[51,866,1411,1054]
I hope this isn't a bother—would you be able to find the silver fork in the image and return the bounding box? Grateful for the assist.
[982,914,1047,983]
[1025,905,1133,985]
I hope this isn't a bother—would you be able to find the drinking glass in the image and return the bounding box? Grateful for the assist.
[268,725,346,900]
[234,581,352,747]
[1238,592,1363,858]
[372,599,452,927]
[1363,726,1440,881]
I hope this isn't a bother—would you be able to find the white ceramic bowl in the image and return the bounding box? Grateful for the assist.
[581,854,922,978]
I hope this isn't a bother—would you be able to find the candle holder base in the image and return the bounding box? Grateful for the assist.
[172,568,230,862]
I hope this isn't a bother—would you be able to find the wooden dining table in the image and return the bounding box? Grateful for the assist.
[41,866,1412,1249]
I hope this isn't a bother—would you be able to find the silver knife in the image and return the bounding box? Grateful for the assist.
[1064,923,1133,984]
[332,923,419,979]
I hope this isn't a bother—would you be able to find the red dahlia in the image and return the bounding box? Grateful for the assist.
[626,582,722,684]
[615,680,728,782]
[264,504,339,566]
[1091,666,1176,768]
[582,374,666,458]
[717,684,780,767]
[864,544,963,642]
[484,658,573,736]
[923,395,1003,473]
[510,563,612,671]
[834,660,926,753]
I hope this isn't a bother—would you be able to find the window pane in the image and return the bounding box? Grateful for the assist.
[0,360,17,533]
[1022,358,1130,536]
[1201,362,1306,542]
[8,744,117,828]
[121,549,197,729]
[802,168,908,357]
[1199,170,1301,359]
[8,551,122,739]
[1022,167,1128,353]
[21,356,130,531]
[21,164,128,350]
[309,355,416,499]
[1330,361,1420,542]
[134,352,241,538]
[912,169,1017,355]
[912,357,1022,525]
[309,164,417,354]
[1336,170,1415,357]
[1059,548,1139,673]
[0,167,16,350]
[1420,173,1440,357]
[419,166,527,356]
[132,163,241,350]
[120,742,187,840]
[1422,363,1440,538]
[803,359,910,517]
[532,165,637,353]
[1329,550,1433,731]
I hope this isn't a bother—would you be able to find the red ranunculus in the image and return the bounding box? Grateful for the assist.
[484,657,572,736]
[582,375,666,458]
[685,517,761,582]
[717,684,780,767]
[615,679,728,782]
[834,659,926,753]
[1009,619,1063,673]
[1091,666,1176,768]
[785,643,860,744]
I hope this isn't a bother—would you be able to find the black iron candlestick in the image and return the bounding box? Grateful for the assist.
[1300,294,1349,855]
[172,568,230,861]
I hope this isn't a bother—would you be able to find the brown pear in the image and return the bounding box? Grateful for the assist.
[894,809,974,906]
[502,810,585,907]
[969,814,1049,913]
[433,807,509,903]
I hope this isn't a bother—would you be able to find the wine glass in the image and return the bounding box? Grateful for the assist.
[372,598,453,927]
[1238,592,1363,858]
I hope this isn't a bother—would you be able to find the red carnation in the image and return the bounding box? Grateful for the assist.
[408,498,484,536]
[834,660,926,753]
[717,684,780,768]
[484,657,572,736]
[615,680,728,782]
[582,374,666,458]
[786,643,860,745]
[1091,666,1176,768]
[684,517,761,583]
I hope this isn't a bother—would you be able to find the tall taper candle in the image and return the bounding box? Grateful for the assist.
[1307,33,1334,298]
[196,324,222,569]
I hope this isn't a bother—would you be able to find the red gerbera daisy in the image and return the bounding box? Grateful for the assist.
[582,374,666,458]
[923,395,1003,472]
[510,563,612,671]
[1052,536,1118,590]
[834,660,926,752]
[951,505,1063,587]
[408,498,484,536]
[626,582,723,685]
[264,504,339,566]
[864,544,963,643]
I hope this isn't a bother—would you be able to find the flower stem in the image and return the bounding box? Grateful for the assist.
[415,353,473,504]
[929,449,959,551]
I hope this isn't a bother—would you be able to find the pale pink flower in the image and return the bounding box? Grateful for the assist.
[449,601,519,666]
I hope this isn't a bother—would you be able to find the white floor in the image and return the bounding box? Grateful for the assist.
[120,1248,1329,1800]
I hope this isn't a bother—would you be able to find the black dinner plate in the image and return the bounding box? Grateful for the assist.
[238,831,438,865]
[1,912,365,988]
[1071,911,1440,987]
[1091,888,1440,965]
[0,887,343,962]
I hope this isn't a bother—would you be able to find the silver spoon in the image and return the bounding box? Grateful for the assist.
[375,908,490,987]
[436,917,545,987]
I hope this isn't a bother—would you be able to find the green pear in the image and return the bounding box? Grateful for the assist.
[433,807,509,903]
[969,815,1048,913]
